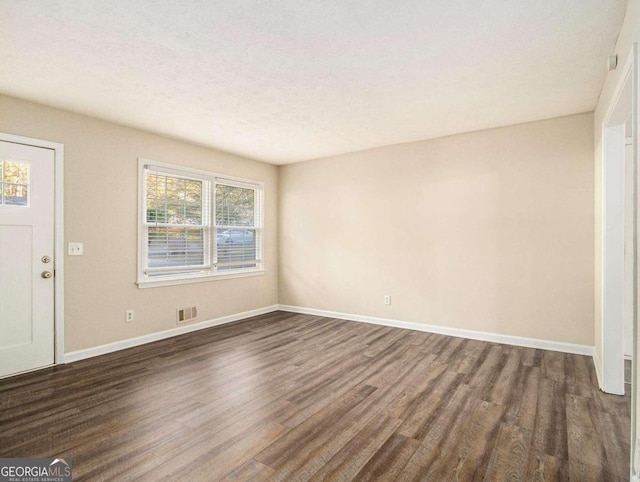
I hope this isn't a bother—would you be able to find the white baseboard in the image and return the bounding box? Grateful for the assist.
[64,303,595,364]
[278,304,594,356]
[593,351,603,388]
[63,305,279,363]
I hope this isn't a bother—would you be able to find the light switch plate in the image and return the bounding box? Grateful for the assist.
[68,242,84,256]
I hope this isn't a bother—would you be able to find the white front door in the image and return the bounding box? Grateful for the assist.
[0,140,55,377]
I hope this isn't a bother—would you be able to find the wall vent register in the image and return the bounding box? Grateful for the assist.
[177,306,198,324]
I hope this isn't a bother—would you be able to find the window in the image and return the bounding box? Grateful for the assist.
[0,160,29,206]
[138,159,263,287]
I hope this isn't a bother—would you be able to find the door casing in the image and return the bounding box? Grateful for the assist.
[600,45,637,396]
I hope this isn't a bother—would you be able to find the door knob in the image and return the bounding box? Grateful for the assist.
[41,271,53,279]
[42,256,51,263]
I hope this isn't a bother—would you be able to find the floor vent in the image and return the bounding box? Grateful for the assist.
[177,306,198,324]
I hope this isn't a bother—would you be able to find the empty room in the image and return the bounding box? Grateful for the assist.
[0,0,639,480]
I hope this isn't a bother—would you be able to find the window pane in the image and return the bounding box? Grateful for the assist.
[146,198,165,223]
[148,226,205,268]
[1,160,30,206]
[4,161,29,184]
[165,202,184,224]
[4,184,29,206]
[216,228,257,269]
[146,172,203,225]
[215,184,254,226]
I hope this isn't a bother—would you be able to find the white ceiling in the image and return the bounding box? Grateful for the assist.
[0,1,628,164]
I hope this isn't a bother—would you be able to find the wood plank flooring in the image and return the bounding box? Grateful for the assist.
[0,311,630,480]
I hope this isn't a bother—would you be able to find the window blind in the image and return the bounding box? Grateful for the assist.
[144,167,211,274]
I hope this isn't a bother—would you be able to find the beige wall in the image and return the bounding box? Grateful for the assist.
[279,113,594,345]
[0,95,279,352]
[0,97,597,351]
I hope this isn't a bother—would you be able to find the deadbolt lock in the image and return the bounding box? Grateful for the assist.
[41,271,53,279]
[42,256,51,263]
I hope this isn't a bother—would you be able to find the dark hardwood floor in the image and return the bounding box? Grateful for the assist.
[0,311,630,480]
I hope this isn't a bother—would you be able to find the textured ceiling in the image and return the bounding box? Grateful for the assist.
[0,1,628,164]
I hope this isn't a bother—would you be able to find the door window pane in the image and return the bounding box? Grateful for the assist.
[1,160,30,206]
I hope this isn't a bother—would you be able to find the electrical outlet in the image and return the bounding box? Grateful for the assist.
[125,309,134,323]
[384,295,391,305]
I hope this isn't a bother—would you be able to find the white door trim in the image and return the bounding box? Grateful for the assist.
[0,132,64,365]
[602,121,627,395]
[601,46,636,396]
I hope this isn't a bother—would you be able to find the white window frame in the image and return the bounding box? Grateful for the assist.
[137,158,264,288]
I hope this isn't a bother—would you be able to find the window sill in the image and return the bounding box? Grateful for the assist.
[137,269,265,289]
